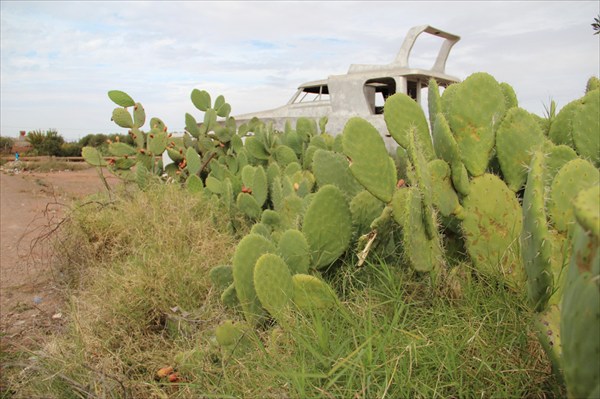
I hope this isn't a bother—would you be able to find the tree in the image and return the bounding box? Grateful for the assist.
[26,129,65,156]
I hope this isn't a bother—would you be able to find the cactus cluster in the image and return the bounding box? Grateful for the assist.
[89,73,598,392]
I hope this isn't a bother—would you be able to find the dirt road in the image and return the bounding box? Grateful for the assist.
[0,166,119,350]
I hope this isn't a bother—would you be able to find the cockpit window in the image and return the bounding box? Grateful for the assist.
[364,78,396,114]
[292,85,330,103]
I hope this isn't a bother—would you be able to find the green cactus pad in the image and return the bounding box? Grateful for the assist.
[108,142,136,157]
[261,209,281,230]
[350,190,385,237]
[185,147,201,175]
[132,102,145,128]
[274,145,298,166]
[312,149,362,198]
[250,223,271,239]
[209,265,234,290]
[427,78,442,130]
[186,174,204,193]
[521,151,554,311]
[232,234,276,325]
[147,131,168,156]
[384,93,434,160]
[302,185,352,269]
[548,158,599,233]
[205,175,223,194]
[461,174,524,288]
[401,187,445,273]
[245,137,270,160]
[561,222,600,398]
[292,274,338,312]
[191,89,211,112]
[108,90,135,107]
[252,165,268,207]
[220,283,239,309]
[215,320,247,347]
[496,108,545,192]
[548,98,579,148]
[572,89,600,166]
[573,185,600,238]
[277,229,310,274]
[543,144,578,186]
[237,193,262,220]
[448,161,470,197]
[111,108,134,129]
[342,117,397,203]
[443,72,506,176]
[82,146,107,167]
[254,253,294,319]
[166,147,184,164]
[499,82,518,109]
[428,159,463,217]
[534,305,563,377]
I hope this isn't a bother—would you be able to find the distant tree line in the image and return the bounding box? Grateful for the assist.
[12,130,134,157]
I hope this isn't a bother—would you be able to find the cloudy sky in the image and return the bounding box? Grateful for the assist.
[1,1,598,141]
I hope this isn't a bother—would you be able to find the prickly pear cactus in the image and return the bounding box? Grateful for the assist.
[432,113,470,196]
[400,187,445,275]
[521,151,553,311]
[499,82,518,109]
[342,117,397,203]
[312,149,362,198]
[232,234,276,325]
[292,274,338,312]
[560,186,600,398]
[209,265,234,291]
[254,253,294,320]
[496,107,545,192]
[442,72,506,177]
[534,305,563,378]
[350,190,385,237]
[302,185,352,269]
[427,78,442,131]
[571,89,599,166]
[548,158,599,233]
[461,174,524,288]
[548,99,579,148]
[428,159,463,218]
[543,144,578,186]
[277,229,310,275]
[384,93,435,161]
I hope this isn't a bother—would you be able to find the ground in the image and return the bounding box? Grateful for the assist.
[0,164,119,352]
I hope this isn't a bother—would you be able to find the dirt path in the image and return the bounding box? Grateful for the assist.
[0,166,119,351]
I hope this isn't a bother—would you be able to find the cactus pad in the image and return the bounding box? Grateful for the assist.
[561,221,600,398]
[312,149,362,198]
[302,185,352,269]
[277,229,310,275]
[292,274,338,312]
[521,151,553,311]
[253,254,294,321]
[571,89,600,166]
[443,72,506,176]
[461,174,524,288]
[342,117,397,203]
[548,158,599,233]
[496,107,545,192]
[232,234,276,325]
[384,93,434,160]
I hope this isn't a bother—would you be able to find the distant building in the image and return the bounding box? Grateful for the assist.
[11,131,32,154]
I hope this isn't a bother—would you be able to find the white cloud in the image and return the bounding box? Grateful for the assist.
[1,1,598,140]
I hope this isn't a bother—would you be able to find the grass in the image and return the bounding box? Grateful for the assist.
[0,183,564,398]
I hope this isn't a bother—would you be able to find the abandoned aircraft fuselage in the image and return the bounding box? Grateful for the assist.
[233,25,461,149]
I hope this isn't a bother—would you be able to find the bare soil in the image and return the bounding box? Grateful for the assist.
[0,165,119,352]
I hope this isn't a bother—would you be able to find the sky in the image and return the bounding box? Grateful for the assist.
[1,1,599,141]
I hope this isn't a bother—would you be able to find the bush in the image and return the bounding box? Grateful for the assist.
[26,129,65,156]
[0,136,14,154]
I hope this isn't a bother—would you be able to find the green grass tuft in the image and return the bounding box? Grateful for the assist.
[2,186,564,398]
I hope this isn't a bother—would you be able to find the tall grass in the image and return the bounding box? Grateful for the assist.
[2,184,564,398]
